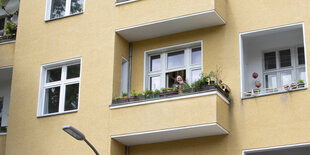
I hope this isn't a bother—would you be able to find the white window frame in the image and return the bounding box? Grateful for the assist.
[37,58,82,117]
[262,45,306,89]
[45,0,85,20]
[121,57,128,94]
[143,41,203,91]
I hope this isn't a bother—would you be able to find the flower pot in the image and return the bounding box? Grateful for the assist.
[182,88,193,94]
[129,96,139,102]
[298,83,305,88]
[253,88,260,94]
[153,94,160,98]
[137,95,145,101]
[165,90,178,96]
[178,89,183,94]
[245,91,252,96]
[290,83,297,89]
[284,85,289,90]
[209,81,215,85]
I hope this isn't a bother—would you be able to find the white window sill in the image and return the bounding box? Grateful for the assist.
[37,110,78,118]
[115,0,138,6]
[242,87,307,100]
[0,40,16,45]
[0,133,7,136]
[45,12,83,22]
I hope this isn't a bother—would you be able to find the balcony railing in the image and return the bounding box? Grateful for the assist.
[0,35,16,43]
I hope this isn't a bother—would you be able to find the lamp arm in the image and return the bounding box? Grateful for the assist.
[84,138,100,155]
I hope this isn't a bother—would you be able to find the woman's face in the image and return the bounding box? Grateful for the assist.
[177,76,183,83]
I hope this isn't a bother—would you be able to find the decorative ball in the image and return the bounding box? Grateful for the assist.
[252,72,258,79]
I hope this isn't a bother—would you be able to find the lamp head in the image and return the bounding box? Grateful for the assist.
[62,125,85,141]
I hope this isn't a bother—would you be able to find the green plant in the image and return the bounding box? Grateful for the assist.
[115,96,122,100]
[144,89,153,97]
[298,80,304,83]
[122,92,128,97]
[167,87,173,91]
[160,88,168,93]
[137,92,144,96]
[154,89,161,94]
[131,90,138,97]
[4,21,17,38]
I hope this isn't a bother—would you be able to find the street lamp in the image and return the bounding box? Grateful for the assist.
[62,125,100,155]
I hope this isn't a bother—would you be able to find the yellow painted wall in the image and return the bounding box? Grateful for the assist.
[0,42,15,68]
[3,0,310,155]
[0,135,6,155]
[111,94,228,135]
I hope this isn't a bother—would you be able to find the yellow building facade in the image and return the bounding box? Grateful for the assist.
[0,0,310,154]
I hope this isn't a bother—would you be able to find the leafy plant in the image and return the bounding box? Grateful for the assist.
[137,92,144,96]
[131,90,138,97]
[154,89,161,94]
[115,96,122,100]
[160,88,168,93]
[144,89,153,97]
[4,21,17,38]
[122,92,128,97]
[167,87,173,91]
[298,80,304,83]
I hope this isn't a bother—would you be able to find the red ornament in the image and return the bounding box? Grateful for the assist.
[252,72,258,79]
[255,81,261,88]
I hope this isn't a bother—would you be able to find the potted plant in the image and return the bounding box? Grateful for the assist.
[284,84,290,90]
[209,71,216,85]
[160,88,168,97]
[122,92,129,99]
[129,90,138,102]
[166,87,178,96]
[297,80,305,88]
[144,89,154,99]
[181,83,192,94]
[112,96,121,104]
[4,21,17,39]
[253,88,260,94]
[245,91,252,97]
[290,83,297,89]
[154,89,161,98]
[137,92,145,101]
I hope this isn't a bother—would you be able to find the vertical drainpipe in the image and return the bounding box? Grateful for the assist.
[128,43,133,96]
[125,146,129,155]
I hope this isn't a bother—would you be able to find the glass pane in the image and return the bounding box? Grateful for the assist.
[0,97,3,113]
[46,68,62,82]
[65,84,79,111]
[264,52,276,70]
[150,76,160,91]
[192,48,201,65]
[265,74,277,88]
[51,0,66,19]
[298,47,305,65]
[70,0,84,15]
[279,49,291,68]
[44,87,60,114]
[150,55,161,72]
[67,64,80,79]
[297,68,306,82]
[168,51,184,69]
[281,71,292,86]
[191,69,202,83]
[0,18,5,30]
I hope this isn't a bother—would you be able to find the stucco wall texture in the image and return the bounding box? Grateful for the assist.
[1,0,310,155]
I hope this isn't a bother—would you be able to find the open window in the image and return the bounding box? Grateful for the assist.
[240,24,307,98]
[0,67,13,133]
[120,58,128,94]
[145,41,202,91]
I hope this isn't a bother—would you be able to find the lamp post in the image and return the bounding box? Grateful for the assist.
[62,125,100,155]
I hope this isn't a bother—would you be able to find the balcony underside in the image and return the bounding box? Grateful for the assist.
[116,10,225,42]
[112,123,228,146]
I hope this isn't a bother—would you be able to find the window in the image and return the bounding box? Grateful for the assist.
[38,59,81,116]
[145,42,202,91]
[263,46,305,89]
[45,0,84,20]
[121,58,128,94]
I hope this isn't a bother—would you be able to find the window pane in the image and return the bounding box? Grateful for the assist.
[70,0,84,15]
[264,52,276,70]
[297,68,306,82]
[168,51,184,69]
[150,55,161,71]
[192,48,201,65]
[281,71,292,86]
[0,18,5,30]
[51,0,66,19]
[150,76,160,91]
[44,87,60,114]
[46,68,62,82]
[67,64,80,79]
[279,49,291,68]
[265,74,277,88]
[64,84,79,111]
[298,47,305,65]
[191,69,202,83]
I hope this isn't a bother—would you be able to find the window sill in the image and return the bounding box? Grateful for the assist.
[45,12,84,22]
[242,87,307,100]
[0,133,7,136]
[115,0,138,6]
[37,110,78,118]
[0,40,15,45]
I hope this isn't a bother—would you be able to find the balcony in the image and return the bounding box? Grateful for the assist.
[0,0,19,44]
[115,0,227,41]
[110,85,230,146]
